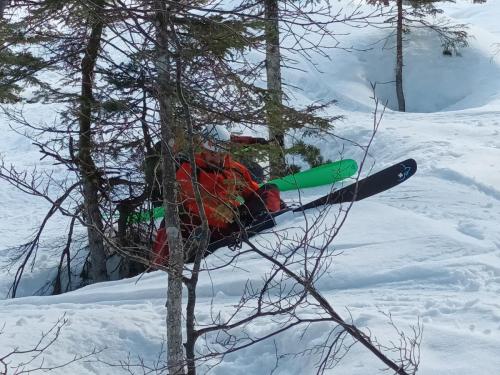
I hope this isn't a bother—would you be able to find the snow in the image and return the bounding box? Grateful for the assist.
[1,0,500,373]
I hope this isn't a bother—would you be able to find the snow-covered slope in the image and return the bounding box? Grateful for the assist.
[1,1,500,374]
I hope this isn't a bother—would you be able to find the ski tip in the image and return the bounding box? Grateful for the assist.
[397,158,417,182]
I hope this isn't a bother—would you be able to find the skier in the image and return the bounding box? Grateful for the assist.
[152,125,282,265]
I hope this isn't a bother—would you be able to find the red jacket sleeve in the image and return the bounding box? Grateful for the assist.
[176,162,228,229]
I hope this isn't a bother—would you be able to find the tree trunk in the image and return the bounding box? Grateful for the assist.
[0,0,8,18]
[395,0,406,112]
[264,0,286,178]
[154,2,186,374]
[78,1,107,283]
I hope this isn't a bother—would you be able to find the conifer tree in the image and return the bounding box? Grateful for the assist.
[369,0,468,111]
[77,0,108,282]
[0,0,118,286]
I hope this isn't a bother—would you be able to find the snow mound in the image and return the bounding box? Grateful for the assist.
[363,26,500,113]
[287,18,500,113]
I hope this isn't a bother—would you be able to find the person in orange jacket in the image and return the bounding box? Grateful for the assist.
[152,125,281,265]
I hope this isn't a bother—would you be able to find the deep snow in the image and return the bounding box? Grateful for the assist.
[1,0,500,374]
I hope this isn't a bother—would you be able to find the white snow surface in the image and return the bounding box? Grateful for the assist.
[1,0,500,374]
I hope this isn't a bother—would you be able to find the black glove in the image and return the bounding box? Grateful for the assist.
[254,137,269,145]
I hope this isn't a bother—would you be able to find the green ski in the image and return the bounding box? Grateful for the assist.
[267,158,358,191]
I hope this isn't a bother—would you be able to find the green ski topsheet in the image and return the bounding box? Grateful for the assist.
[267,158,358,191]
[130,159,358,223]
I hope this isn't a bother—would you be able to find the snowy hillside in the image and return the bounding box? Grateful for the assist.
[1,0,500,374]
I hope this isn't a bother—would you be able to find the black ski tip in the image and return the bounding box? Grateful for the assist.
[396,158,417,183]
[292,158,418,212]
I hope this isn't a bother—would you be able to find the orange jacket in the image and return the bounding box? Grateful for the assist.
[176,154,260,229]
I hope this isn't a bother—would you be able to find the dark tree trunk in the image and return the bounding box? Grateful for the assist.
[396,0,406,112]
[78,2,107,283]
[139,71,163,207]
[265,0,286,178]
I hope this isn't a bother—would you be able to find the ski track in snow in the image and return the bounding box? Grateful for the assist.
[1,0,500,374]
[430,167,500,201]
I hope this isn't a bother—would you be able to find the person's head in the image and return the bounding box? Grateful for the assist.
[200,125,231,166]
